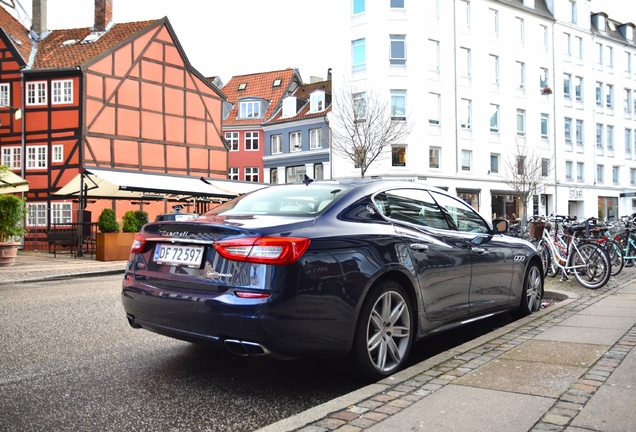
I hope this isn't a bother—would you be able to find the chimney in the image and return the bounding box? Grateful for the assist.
[94,0,113,32]
[32,0,47,36]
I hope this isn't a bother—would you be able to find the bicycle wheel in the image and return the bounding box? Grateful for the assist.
[537,240,556,278]
[605,239,625,276]
[568,242,611,290]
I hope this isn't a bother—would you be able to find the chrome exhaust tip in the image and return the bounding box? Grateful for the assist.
[224,339,270,356]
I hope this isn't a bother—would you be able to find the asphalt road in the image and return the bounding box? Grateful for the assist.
[0,275,519,431]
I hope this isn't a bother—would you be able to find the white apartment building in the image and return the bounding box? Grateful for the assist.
[330,0,636,222]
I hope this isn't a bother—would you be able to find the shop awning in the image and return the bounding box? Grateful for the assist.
[0,171,29,194]
[53,167,265,200]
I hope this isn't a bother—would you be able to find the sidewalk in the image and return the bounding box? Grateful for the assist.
[0,250,126,285]
[2,250,635,431]
[260,273,636,432]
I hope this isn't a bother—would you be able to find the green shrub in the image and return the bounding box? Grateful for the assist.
[122,210,149,232]
[134,210,149,229]
[97,208,119,233]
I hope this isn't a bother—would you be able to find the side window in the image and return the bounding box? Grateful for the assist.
[429,191,489,233]
[379,189,450,229]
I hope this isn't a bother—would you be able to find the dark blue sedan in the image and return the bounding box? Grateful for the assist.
[122,180,543,380]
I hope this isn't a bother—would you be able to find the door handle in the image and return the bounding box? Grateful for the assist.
[410,243,429,251]
[471,247,486,254]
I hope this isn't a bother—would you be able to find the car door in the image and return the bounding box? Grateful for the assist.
[429,191,514,315]
[377,189,472,322]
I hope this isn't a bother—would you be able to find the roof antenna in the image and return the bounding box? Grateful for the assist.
[303,174,314,186]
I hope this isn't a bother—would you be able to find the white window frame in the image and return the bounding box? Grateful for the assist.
[352,38,366,71]
[626,128,632,154]
[244,131,259,151]
[607,125,614,150]
[0,83,9,106]
[565,161,573,180]
[564,73,572,99]
[490,54,499,84]
[575,76,583,101]
[52,145,63,162]
[244,167,259,182]
[541,113,549,140]
[570,0,577,24]
[458,0,470,26]
[52,80,73,104]
[51,202,72,225]
[282,97,297,118]
[606,84,614,108]
[26,81,47,105]
[428,92,440,125]
[2,147,21,169]
[389,35,406,65]
[26,145,47,169]
[564,32,571,56]
[596,123,604,149]
[309,91,325,113]
[490,153,499,174]
[429,146,440,169]
[490,8,498,34]
[460,99,471,129]
[27,203,47,227]
[270,134,282,155]
[490,104,499,133]
[576,120,584,146]
[597,164,604,183]
[516,17,524,41]
[391,90,406,120]
[461,149,472,172]
[564,118,573,144]
[625,89,632,113]
[459,47,471,78]
[290,131,302,152]
[428,40,440,71]
[517,61,525,89]
[575,36,583,59]
[613,166,620,184]
[517,109,526,136]
[310,128,323,150]
[225,132,239,151]
[576,162,584,181]
[228,167,239,180]
[239,100,261,118]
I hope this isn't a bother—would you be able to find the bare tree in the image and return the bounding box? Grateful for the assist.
[328,83,411,178]
[502,140,552,227]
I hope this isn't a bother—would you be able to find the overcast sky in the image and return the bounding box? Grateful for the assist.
[11,0,636,84]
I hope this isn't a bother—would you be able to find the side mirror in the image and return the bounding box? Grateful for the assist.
[492,218,509,234]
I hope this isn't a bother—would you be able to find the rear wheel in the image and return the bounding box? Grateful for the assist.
[537,240,556,278]
[569,242,611,290]
[348,281,413,381]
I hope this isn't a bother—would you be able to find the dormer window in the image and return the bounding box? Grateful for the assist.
[598,15,606,32]
[627,26,634,41]
[238,83,247,91]
[282,96,297,118]
[273,79,282,87]
[239,100,261,118]
[310,91,325,113]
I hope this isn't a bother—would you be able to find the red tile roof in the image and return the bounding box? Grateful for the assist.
[0,6,34,64]
[31,19,158,70]
[266,80,332,124]
[223,68,301,126]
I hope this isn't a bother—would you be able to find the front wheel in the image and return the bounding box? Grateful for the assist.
[514,262,543,318]
[569,242,611,290]
[348,281,413,381]
[605,239,625,276]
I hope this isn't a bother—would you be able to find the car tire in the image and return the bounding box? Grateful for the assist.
[348,280,413,381]
[514,262,543,318]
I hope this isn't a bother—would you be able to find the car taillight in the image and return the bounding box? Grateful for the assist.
[213,237,310,265]
[130,233,146,254]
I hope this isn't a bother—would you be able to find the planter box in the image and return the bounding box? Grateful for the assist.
[0,241,20,267]
[96,232,136,261]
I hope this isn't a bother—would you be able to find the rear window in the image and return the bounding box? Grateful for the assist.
[205,184,350,216]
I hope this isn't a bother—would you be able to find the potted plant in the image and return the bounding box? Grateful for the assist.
[96,208,135,261]
[0,193,28,267]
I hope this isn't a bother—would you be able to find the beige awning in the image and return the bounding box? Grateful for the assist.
[0,171,29,194]
[53,167,265,200]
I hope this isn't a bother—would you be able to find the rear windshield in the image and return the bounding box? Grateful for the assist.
[205,184,350,216]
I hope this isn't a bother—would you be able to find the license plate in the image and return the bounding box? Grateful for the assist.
[153,244,204,267]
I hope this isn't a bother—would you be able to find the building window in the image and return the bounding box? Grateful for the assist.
[516,109,525,136]
[282,96,296,118]
[429,146,440,169]
[576,120,584,146]
[459,47,471,77]
[228,167,239,180]
[516,17,524,41]
[391,90,406,120]
[565,161,573,180]
[606,84,614,108]
[390,35,406,65]
[27,146,47,169]
[51,202,72,225]
[225,132,239,151]
[314,164,324,181]
[245,167,259,182]
[26,203,47,227]
[460,99,471,129]
[576,36,583,59]
[626,129,633,154]
[353,92,366,120]
[575,76,583,101]
[428,40,440,71]
[310,128,323,149]
[2,147,21,169]
[539,68,548,89]
[458,0,470,26]
[632,169,636,185]
[564,118,572,143]
[461,150,472,171]
[613,166,620,184]
[26,81,47,105]
[390,0,404,8]
[290,132,302,152]
[563,73,572,99]
[245,131,259,150]
[0,83,9,106]
[285,166,306,183]
[352,38,366,70]
[490,153,499,174]
[239,101,261,118]
[607,125,614,150]
[490,55,499,84]
[596,42,603,65]
[489,104,499,133]
[271,134,282,154]
[541,113,549,140]
[577,162,584,181]
[542,158,550,177]
[607,46,614,67]
[517,156,526,175]
[517,62,525,89]
[270,168,278,184]
[428,93,440,124]
[52,80,73,104]
[540,25,548,48]
[353,0,364,14]
[597,164,604,183]
[309,91,325,113]
[564,33,571,56]
[626,52,632,74]
[52,145,63,162]
[596,123,604,149]
[596,82,603,106]
[490,8,498,34]
[392,145,406,167]
[570,1,577,24]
